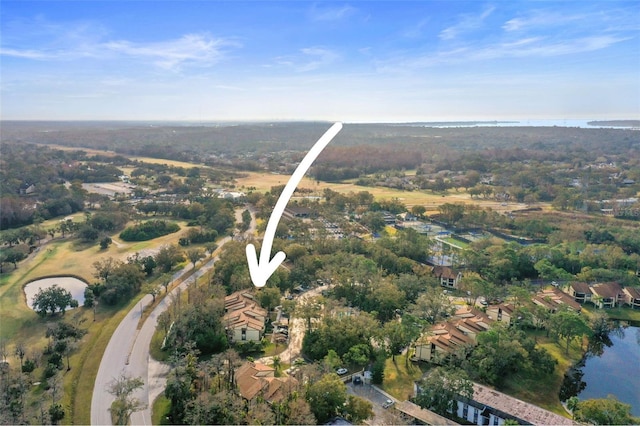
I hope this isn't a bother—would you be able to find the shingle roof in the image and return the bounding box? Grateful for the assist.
[623,287,640,300]
[470,383,574,425]
[591,282,623,299]
[433,265,461,280]
[223,290,268,333]
[235,362,298,403]
[570,282,592,295]
[533,288,582,313]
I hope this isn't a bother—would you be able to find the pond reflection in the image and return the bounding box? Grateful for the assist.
[560,324,640,416]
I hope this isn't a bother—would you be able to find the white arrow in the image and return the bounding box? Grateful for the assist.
[246,122,343,287]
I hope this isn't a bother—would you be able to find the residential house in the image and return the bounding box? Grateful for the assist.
[223,291,268,343]
[567,282,592,304]
[381,211,397,225]
[235,361,298,405]
[591,282,625,309]
[433,266,463,289]
[486,303,515,325]
[414,306,492,363]
[19,183,36,195]
[532,287,582,313]
[454,383,574,425]
[623,287,640,309]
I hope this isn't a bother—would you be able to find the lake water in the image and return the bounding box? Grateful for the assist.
[24,276,87,309]
[577,325,640,416]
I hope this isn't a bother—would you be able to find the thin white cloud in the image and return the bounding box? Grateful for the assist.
[103,33,237,71]
[439,6,495,40]
[309,4,356,21]
[298,47,339,72]
[403,19,430,39]
[0,16,239,71]
[0,47,51,60]
[377,34,629,72]
[504,10,567,32]
[276,47,339,72]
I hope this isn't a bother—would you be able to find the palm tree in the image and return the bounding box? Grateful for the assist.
[272,356,281,377]
[566,396,579,419]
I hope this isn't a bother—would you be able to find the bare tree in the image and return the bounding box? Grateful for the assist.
[107,372,146,425]
[14,342,26,370]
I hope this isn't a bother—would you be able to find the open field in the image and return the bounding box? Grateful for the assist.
[128,156,203,169]
[236,171,529,212]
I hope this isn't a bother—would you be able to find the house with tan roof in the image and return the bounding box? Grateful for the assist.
[235,361,298,405]
[486,303,516,325]
[433,265,463,289]
[591,282,625,309]
[567,282,592,304]
[623,287,640,309]
[533,287,582,313]
[413,306,492,363]
[223,291,268,343]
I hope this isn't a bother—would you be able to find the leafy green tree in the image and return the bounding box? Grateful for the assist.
[415,367,473,416]
[48,403,65,425]
[155,244,185,273]
[99,236,112,250]
[548,309,591,354]
[574,396,639,425]
[256,286,281,313]
[322,349,342,373]
[360,211,386,234]
[467,326,529,386]
[32,285,76,316]
[381,320,412,361]
[186,247,205,268]
[1,246,28,269]
[343,344,371,369]
[305,373,347,424]
[344,395,374,424]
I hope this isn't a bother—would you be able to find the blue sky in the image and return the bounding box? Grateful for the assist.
[1,1,639,122]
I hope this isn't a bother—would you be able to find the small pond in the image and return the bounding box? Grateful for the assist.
[24,276,88,309]
[561,325,640,416]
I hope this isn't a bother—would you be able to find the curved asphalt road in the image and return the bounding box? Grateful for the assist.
[91,208,254,425]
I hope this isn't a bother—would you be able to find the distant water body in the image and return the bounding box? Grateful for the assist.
[405,119,639,129]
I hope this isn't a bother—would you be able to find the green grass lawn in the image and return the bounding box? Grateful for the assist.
[441,237,469,249]
[582,306,640,324]
[151,394,172,425]
[381,355,428,401]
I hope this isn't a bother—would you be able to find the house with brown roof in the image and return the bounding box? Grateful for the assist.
[223,291,268,343]
[623,287,640,309]
[532,287,582,313]
[235,361,298,405]
[486,303,516,325]
[433,265,463,289]
[413,306,492,363]
[591,282,625,309]
[454,382,574,425]
[567,282,592,304]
